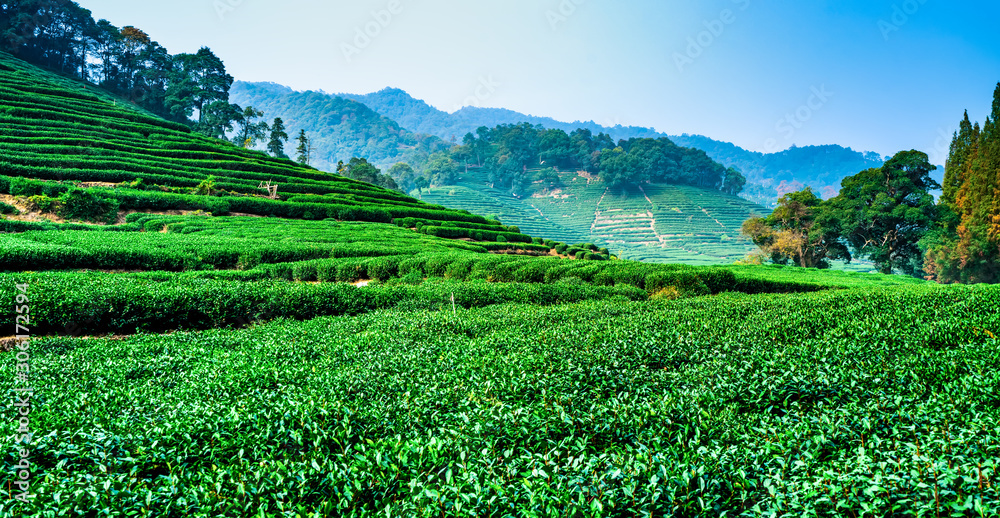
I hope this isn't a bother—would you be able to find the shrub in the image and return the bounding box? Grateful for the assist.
[336,261,366,283]
[316,261,338,282]
[293,262,318,282]
[650,286,681,300]
[25,195,58,212]
[0,201,18,215]
[365,257,401,281]
[57,189,120,224]
[497,235,507,243]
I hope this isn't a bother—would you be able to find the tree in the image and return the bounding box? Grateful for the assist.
[462,132,490,167]
[742,188,849,268]
[924,83,1000,283]
[538,129,576,169]
[340,158,400,191]
[423,152,461,187]
[171,47,234,130]
[535,168,563,193]
[198,101,242,140]
[264,117,289,158]
[295,130,312,165]
[414,176,429,197]
[90,19,121,86]
[827,150,940,275]
[117,26,150,99]
[722,167,747,196]
[388,162,420,193]
[231,106,268,148]
[598,147,642,189]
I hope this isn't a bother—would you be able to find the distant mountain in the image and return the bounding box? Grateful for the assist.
[229,82,449,172]
[234,82,940,207]
[666,135,888,205]
[333,88,907,206]
[337,87,663,143]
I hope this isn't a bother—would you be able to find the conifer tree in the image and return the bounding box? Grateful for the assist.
[295,130,311,166]
[267,118,289,158]
[924,83,1000,283]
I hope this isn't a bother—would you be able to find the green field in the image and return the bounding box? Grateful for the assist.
[0,51,540,239]
[419,169,768,265]
[3,50,1000,517]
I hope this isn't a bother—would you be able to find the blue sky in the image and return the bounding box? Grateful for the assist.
[81,0,1000,164]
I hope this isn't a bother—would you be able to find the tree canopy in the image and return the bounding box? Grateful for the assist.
[1,0,243,136]
[744,150,941,276]
[923,83,1000,283]
[742,188,849,269]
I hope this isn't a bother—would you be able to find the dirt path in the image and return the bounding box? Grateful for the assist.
[590,188,609,234]
[636,185,665,244]
[698,206,729,230]
[528,204,551,221]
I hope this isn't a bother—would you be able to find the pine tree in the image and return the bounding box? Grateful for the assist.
[267,118,289,158]
[295,130,310,166]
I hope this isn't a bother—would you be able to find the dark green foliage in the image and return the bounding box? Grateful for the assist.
[828,150,940,275]
[56,189,120,223]
[266,117,289,158]
[3,283,997,515]
[0,200,18,214]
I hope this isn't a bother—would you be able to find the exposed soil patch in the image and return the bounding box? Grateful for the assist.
[0,336,22,352]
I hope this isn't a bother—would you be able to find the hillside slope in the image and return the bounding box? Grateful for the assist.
[0,51,559,253]
[337,87,663,142]
[417,166,769,265]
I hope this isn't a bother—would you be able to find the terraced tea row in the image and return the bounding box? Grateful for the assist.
[0,52,526,234]
[5,284,996,515]
[420,168,769,265]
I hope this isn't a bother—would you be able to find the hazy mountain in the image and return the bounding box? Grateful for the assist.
[333,87,905,205]
[229,82,450,172]
[337,87,663,143]
[234,82,944,206]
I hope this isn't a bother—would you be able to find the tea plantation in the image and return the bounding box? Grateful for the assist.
[419,169,772,266]
[2,52,999,517]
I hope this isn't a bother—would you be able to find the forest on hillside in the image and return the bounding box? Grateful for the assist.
[384,123,746,199]
[0,0,277,148]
